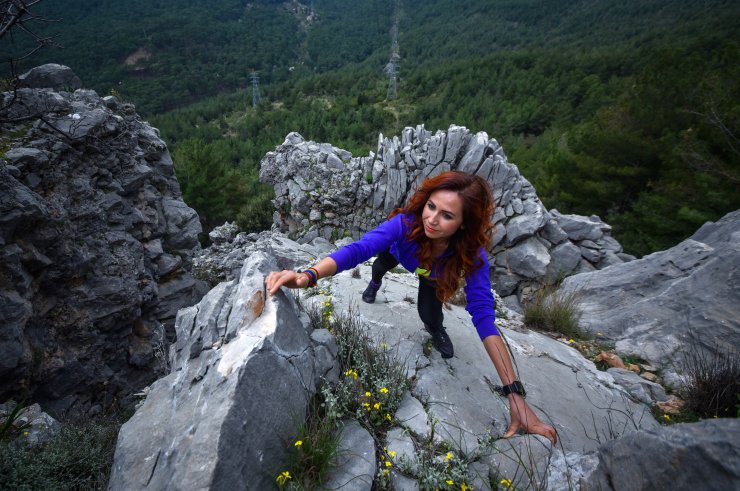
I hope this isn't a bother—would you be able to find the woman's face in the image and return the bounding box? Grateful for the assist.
[422,190,464,242]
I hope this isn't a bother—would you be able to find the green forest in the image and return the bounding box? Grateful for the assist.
[3,0,739,256]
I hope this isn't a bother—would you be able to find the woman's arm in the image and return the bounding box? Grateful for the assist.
[265,257,338,296]
[266,215,407,296]
[483,335,558,444]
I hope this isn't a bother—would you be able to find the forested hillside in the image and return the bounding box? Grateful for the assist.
[3,0,739,256]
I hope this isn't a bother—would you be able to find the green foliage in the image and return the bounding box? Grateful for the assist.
[523,287,582,338]
[285,294,409,487]
[6,1,738,252]
[0,415,123,491]
[172,137,273,232]
[534,40,740,255]
[280,397,341,490]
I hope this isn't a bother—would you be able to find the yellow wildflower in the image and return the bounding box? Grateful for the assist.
[294,440,303,448]
[446,479,455,485]
[365,391,372,397]
[568,338,575,343]
[363,402,371,409]
[276,471,292,485]
[500,478,512,488]
[388,450,396,458]
[385,460,392,468]
[343,369,358,379]
[663,414,671,422]
[374,402,381,410]
[380,387,389,394]
[385,413,392,421]
[445,451,453,460]
[461,484,470,491]
[383,469,389,477]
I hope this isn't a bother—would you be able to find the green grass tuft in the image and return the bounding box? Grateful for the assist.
[682,340,740,419]
[523,287,582,339]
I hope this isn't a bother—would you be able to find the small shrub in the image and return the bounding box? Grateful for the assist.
[292,297,410,486]
[394,419,490,491]
[523,287,582,338]
[279,396,341,490]
[0,415,123,490]
[682,340,740,419]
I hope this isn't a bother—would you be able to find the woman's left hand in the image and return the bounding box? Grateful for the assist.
[504,393,558,445]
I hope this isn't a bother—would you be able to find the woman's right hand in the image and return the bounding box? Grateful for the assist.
[265,270,309,296]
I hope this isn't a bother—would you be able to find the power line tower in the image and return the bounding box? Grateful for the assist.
[385,21,400,100]
[250,71,261,107]
[384,55,399,100]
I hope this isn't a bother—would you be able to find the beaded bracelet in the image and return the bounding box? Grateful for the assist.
[300,267,319,288]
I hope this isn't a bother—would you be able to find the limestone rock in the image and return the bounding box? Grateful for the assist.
[321,420,376,491]
[581,419,740,490]
[109,252,336,490]
[558,210,740,389]
[607,368,668,405]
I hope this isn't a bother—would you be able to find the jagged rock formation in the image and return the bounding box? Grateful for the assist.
[0,65,205,416]
[558,209,740,388]
[108,252,337,490]
[259,127,632,311]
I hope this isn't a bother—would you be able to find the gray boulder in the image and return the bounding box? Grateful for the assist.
[18,63,82,91]
[109,252,337,490]
[558,210,740,388]
[581,419,740,490]
[607,368,668,405]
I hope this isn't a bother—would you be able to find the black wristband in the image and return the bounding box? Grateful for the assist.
[499,380,526,397]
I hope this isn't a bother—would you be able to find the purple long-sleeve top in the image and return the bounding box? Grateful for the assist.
[329,213,500,340]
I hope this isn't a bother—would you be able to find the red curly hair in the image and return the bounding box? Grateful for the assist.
[390,171,495,303]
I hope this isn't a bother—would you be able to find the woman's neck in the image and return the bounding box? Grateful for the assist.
[430,238,449,256]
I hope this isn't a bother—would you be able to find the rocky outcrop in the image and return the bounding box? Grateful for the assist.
[192,230,659,490]
[558,210,740,389]
[259,126,632,311]
[581,419,740,490]
[169,218,740,489]
[108,252,338,490]
[0,65,205,417]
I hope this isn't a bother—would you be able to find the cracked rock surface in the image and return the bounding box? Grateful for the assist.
[1,65,205,417]
[108,252,336,490]
[559,210,740,389]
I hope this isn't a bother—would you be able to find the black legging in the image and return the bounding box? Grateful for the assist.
[371,250,444,331]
